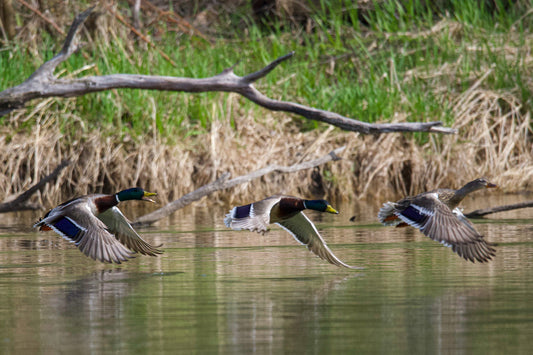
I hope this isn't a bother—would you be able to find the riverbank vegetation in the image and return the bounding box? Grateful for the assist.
[1,0,532,208]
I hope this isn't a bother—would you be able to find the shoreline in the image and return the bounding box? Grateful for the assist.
[2,106,531,208]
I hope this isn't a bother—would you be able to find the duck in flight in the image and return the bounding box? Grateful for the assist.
[378,178,497,263]
[224,195,361,269]
[34,187,163,263]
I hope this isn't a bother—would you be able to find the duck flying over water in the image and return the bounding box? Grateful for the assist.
[378,178,497,263]
[224,195,361,269]
[34,187,163,263]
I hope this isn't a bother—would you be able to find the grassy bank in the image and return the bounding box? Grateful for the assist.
[1,1,532,207]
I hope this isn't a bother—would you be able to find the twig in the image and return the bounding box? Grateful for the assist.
[465,200,533,219]
[0,160,71,213]
[134,147,346,225]
[28,7,94,82]
[137,0,213,44]
[104,3,177,67]
[0,7,456,134]
[132,0,141,30]
[18,0,66,36]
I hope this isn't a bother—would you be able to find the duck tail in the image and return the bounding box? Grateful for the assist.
[33,217,52,231]
[378,202,401,226]
[224,204,252,229]
[223,207,238,228]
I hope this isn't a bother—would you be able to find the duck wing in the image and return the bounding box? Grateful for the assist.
[394,194,495,262]
[35,200,135,263]
[277,212,362,269]
[97,207,163,256]
[224,195,282,233]
[448,208,496,263]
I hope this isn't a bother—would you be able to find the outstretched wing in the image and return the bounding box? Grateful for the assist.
[97,207,163,256]
[35,201,135,263]
[395,195,495,262]
[277,212,362,269]
[224,195,282,233]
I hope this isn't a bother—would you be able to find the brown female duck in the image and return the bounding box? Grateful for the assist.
[224,195,361,269]
[378,178,497,263]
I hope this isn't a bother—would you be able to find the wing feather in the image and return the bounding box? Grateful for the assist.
[34,199,136,263]
[394,195,495,262]
[97,207,163,256]
[277,212,361,269]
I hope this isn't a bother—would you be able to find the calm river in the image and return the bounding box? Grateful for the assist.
[0,194,532,354]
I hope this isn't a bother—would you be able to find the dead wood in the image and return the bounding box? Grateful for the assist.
[465,200,533,218]
[134,146,346,226]
[0,7,456,134]
[0,159,70,213]
[131,0,141,30]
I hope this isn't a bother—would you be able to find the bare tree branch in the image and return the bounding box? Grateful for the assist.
[0,7,456,134]
[134,147,346,226]
[132,0,141,30]
[465,200,533,219]
[0,160,71,213]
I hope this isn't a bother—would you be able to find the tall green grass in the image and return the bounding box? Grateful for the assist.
[1,0,531,140]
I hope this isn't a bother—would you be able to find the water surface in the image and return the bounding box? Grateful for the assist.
[1,194,532,354]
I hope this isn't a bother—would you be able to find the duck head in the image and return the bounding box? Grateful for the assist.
[470,178,497,189]
[458,178,497,196]
[116,188,157,203]
[303,199,339,214]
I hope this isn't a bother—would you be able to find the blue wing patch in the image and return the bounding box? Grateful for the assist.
[399,206,429,225]
[233,204,252,219]
[53,217,82,238]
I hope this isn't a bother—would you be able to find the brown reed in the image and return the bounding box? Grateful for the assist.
[1,84,531,209]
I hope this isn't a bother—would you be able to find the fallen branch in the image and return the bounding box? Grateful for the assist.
[134,147,346,225]
[465,200,533,218]
[0,7,456,134]
[0,160,71,213]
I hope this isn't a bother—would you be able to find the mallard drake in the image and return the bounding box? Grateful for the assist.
[378,178,497,263]
[34,187,163,263]
[224,195,361,269]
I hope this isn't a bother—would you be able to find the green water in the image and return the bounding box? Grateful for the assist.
[0,195,532,354]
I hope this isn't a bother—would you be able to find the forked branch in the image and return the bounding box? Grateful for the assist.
[134,147,346,225]
[0,7,456,134]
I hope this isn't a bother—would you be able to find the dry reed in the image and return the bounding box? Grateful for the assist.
[2,4,532,209]
[1,82,531,210]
